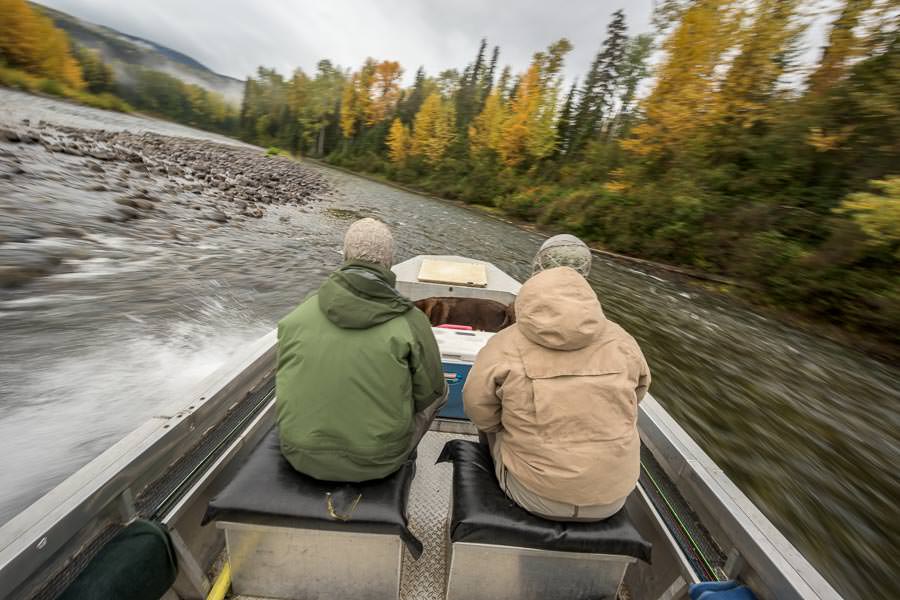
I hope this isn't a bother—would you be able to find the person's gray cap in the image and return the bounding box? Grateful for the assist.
[343,218,394,267]
[532,234,592,276]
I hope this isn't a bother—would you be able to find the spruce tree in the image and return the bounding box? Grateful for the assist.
[556,79,578,157]
[570,9,629,156]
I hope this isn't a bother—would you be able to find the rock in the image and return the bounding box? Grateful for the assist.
[89,184,108,192]
[114,196,139,208]
[56,226,88,239]
[0,129,21,143]
[89,163,105,173]
[207,209,229,223]
[88,149,116,161]
[0,224,47,243]
[0,265,43,287]
[116,206,141,221]
[0,250,63,287]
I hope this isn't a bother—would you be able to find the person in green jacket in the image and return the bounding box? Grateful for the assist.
[276,218,447,482]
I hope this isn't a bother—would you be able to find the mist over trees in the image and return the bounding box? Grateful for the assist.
[0,0,238,128]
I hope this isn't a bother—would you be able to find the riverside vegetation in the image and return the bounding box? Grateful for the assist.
[238,2,900,353]
[1,0,898,353]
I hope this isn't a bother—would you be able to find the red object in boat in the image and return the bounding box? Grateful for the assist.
[436,324,474,331]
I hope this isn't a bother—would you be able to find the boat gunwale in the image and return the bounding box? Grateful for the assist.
[639,396,842,599]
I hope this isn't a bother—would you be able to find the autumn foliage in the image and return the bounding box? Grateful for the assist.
[0,0,83,89]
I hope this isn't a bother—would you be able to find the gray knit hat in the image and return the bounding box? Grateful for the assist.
[343,218,394,267]
[532,234,592,276]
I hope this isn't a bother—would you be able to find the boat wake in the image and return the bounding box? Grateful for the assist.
[0,316,268,525]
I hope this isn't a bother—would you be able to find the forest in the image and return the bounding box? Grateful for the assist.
[238,0,900,349]
[1,0,898,349]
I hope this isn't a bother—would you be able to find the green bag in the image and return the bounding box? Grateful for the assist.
[58,520,178,600]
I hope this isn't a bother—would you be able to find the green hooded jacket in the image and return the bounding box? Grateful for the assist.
[276,260,445,481]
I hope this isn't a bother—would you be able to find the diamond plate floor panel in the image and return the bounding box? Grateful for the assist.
[400,430,471,600]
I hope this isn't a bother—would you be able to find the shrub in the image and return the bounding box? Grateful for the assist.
[37,78,65,96]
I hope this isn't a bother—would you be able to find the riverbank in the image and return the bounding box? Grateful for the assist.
[0,119,331,289]
[311,158,900,362]
[0,71,132,113]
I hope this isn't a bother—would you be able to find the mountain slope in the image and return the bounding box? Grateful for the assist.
[32,2,245,104]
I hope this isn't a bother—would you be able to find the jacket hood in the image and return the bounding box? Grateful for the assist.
[516,267,606,351]
[317,260,413,329]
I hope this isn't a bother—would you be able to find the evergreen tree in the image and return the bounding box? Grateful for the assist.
[570,9,629,155]
[807,0,875,96]
[480,45,500,105]
[555,79,578,156]
[398,66,428,123]
[496,66,513,103]
[456,38,488,132]
[75,47,115,94]
[604,34,653,140]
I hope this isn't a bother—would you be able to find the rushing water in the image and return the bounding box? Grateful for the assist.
[0,90,897,598]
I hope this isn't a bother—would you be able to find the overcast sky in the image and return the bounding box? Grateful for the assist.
[35,0,656,84]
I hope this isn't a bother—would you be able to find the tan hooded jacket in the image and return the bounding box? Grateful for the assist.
[463,267,651,506]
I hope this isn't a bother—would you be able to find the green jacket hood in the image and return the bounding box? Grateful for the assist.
[317,260,414,329]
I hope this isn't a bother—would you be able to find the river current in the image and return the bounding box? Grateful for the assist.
[0,89,897,598]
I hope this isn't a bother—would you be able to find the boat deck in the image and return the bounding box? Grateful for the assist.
[229,430,468,600]
[400,431,464,600]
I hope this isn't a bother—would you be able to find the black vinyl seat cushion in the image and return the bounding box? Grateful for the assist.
[437,439,652,562]
[203,427,423,559]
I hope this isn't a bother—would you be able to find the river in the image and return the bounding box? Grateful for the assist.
[0,89,897,599]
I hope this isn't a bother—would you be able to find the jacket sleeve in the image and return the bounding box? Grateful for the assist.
[462,333,509,433]
[407,309,447,413]
[635,346,651,403]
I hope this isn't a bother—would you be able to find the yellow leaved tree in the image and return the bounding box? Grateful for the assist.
[410,92,456,166]
[386,118,411,165]
[496,39,572,166]
[0,0,84,89]
[835,176,900,254]
[622,0,740,162]
[368,61,403,125]
[468,91,507,156]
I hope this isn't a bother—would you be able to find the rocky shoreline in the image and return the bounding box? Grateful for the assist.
[0,121,333,287]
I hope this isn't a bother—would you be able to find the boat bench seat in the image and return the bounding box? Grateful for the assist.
[202,427,420,599]
[438,439,652,600]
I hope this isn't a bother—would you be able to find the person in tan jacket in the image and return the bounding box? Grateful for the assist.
[463,246,650,521]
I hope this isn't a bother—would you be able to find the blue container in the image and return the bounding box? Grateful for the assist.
[440,361,472,419]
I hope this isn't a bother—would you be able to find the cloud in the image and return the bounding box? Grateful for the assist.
[35,0,655,83]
